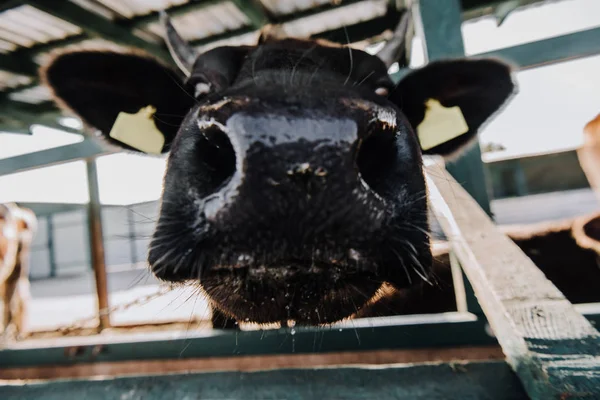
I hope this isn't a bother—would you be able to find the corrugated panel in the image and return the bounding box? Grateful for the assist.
[282,0,387,38]
[93,0,188,18]
[0,5,82,52]
[34,38,127,66]
[0,38,17,54]
[8,86,53,104]
[68,0,119,20]
[145,2,250,41]
[197,0,387,51]
[259,0,332,17]
[0,71,33,91]
[196,30,261,52]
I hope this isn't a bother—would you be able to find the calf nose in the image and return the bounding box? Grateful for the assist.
[198,112,370,222]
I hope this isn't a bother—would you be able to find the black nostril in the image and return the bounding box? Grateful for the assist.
[194,125,236,194]
[356,126,403,197]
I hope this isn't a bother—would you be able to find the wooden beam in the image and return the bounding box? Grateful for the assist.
[477,26,600,70]
[0,139,110,176]
[85,159,110,331]
[25,0,171,63]
[425,157,600,399]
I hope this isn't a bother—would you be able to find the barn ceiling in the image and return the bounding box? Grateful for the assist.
[0,0,564,136]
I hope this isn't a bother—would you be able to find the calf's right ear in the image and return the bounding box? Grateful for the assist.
[41,50,195,154]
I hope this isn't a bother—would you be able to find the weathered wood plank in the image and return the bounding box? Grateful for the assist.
[425,157,600,399]
[0,360,528,400]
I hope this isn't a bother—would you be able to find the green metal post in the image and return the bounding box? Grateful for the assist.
[416,0,491,319]
[127,207,137,267]
[85,159,110,330]
[47,215,57,278]
[415,0,492,215]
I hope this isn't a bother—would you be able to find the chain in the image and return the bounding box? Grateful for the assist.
[58,284,176,334]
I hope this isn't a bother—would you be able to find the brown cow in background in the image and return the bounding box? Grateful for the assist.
[578,113,600,203]
[0,203,37,341]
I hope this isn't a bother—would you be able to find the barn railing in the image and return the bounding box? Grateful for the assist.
[2,157,600,398]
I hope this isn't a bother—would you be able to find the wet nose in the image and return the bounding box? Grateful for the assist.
[196,112,364,221]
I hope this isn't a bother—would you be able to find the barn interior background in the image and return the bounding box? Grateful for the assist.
[0,0,599,398]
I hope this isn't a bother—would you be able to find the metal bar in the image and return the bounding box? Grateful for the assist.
[312,9,400,44]
[85,158,110,330]
[18,202,86,217]
[47,215,57,278]
[25,0,171,64]
[127,0,222,29]
[0,312,494,367]
[0,140,110,177]
[426,158,600,399]
[277,0,367,24]
[0,0,25,13]
[477,26,600,70]
[415,0,492,215]
[0,53,38,76]
[230,0,268,28]
[460,0,556,21]
[126,207,137,267]
[0,361,527,399]
[190,26,252,48]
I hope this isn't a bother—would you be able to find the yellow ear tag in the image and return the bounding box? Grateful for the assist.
[416,99,469,151]
[109,105,165,154]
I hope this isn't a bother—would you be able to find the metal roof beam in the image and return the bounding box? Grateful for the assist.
[277,0,368,24]
[190,26,253,47]
[230,0,269,28]
[127,0,222,29]
[477,26,600,70]
[0,53,38,76]
[312,8,401,44]
[24,0,172,63]
[0,139,110,176]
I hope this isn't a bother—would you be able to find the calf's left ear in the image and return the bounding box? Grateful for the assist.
[389,58,516,158]
[41,50,195,154]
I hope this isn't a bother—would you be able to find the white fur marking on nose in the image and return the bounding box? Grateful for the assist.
[196,117,247,221]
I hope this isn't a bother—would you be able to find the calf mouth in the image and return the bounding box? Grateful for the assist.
[199,256,383,325]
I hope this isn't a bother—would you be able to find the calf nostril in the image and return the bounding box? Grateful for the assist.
[356,127,402,197]
[194,125,237,194]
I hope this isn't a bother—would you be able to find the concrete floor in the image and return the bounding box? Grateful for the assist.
[28,267,210,331]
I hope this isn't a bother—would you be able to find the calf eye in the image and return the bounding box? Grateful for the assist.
[375,87,389,96]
